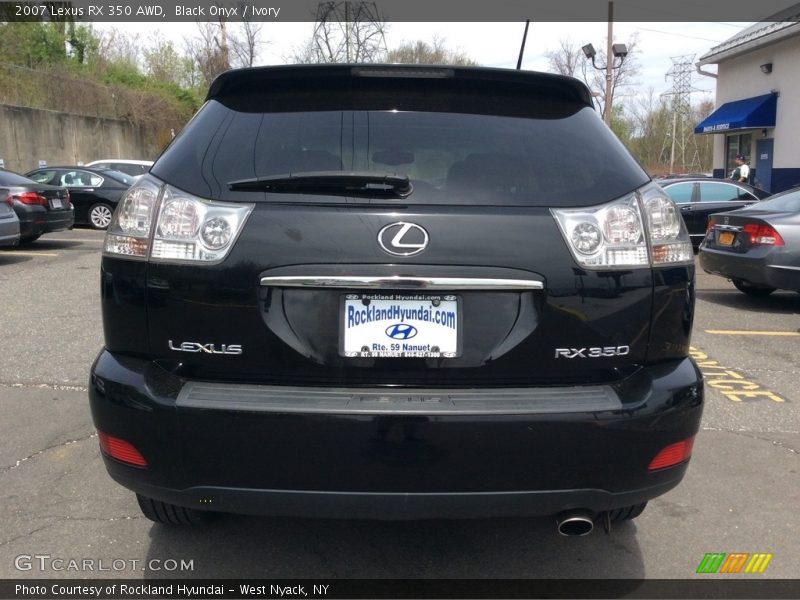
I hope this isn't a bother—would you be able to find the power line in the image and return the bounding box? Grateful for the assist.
[633,26,726,44]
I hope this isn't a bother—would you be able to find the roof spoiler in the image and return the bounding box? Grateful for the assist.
[206,64,594,108]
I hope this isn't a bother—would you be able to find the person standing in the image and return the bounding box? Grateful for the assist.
[730,154,750,183]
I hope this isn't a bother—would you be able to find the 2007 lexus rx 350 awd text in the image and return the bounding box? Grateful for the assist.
[89,65,703,535]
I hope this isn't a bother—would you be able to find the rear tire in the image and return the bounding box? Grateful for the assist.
[136,494,210,525]
[608,502,647,522]
[88,203,114,230]
[732,280,776,297]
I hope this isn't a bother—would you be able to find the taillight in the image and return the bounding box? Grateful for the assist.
[104,175,253,263]
[63,189,71,207]
[552,182,693,269]
[649,436,695,471]
[706,218,715,234]
[742,222,784,246]
[12,191,48,206]
[97,431,148,468]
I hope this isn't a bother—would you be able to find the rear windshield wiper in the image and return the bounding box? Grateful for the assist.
[228,171,413,198]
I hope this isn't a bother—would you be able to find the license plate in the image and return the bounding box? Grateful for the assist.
[51,199,62,209]
[718,231,734,246]
[342,294,459,358]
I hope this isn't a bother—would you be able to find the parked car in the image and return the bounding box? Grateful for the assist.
[0,168,73,243]
[85,159,153,179]
[656,172,713,180]
[699,187,800,296]
[91,65,702,532]
[25,167,133,230]
[660,178,770,248]
[0,194,21,248]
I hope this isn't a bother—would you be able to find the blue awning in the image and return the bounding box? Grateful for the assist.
[694,93,777,134]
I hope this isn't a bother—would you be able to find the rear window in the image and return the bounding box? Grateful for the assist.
[0,170,39,186]
[102,170,135,186]
[153,91,648,207]
[26,170,57,185]
[110,163,147,176]
[744,189,800,212]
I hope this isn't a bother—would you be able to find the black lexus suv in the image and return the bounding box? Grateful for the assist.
[90,65,703,534]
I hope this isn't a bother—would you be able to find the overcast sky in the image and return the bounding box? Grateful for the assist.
[113,21,749,104]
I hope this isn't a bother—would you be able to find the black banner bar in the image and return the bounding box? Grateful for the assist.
[1,0,800,22]
[3,579,800,599]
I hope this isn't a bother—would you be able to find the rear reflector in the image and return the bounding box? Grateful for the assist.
[648,436,695,471]
[97,431,147,468]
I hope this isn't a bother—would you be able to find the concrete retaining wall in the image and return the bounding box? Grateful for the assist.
[0,104,160,174]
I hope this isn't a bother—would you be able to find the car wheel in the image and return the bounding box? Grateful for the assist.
[18,234,41,244]
[88,203,114,230]
[608,502,647,522]
[732,280,776,297]
[136,494,210,525]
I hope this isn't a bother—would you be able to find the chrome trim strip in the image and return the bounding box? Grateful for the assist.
[259,276,544,290]
[768,265,800,272]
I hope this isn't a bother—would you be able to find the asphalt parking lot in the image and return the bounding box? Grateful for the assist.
[0,228,798,581]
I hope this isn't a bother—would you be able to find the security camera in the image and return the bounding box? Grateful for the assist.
[612,43,628,58]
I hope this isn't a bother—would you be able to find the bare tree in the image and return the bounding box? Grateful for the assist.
[229,18,264,68]
[94,27,140,69]
[387,36,477,66]
[184,21,231,88]
[544,38,583,77]
[290,2,388,64]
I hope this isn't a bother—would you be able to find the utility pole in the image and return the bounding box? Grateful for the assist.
[604,1,614,125]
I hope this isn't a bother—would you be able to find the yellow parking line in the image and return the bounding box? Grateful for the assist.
[0,251,59,257]
[705,330,800,336]
[45,238,104,243]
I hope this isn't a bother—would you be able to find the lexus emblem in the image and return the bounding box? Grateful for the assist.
[378,222,429,256]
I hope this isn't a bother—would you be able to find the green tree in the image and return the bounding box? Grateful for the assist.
[0,22,68,68]
[144,35,191,87]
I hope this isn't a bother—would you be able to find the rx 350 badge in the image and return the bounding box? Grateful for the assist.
[555,346,630,359]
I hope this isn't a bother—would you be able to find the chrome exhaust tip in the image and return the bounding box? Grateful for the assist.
[557,510,595,536]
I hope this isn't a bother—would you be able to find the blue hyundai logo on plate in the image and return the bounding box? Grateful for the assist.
[385,324,418,340]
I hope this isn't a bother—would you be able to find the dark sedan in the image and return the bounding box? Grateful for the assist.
[0,169,73,243]
[660,178,770,248]
[25,167,133,230]
[699,188,800,296]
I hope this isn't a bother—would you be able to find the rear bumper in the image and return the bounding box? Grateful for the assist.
[0,218,20,247]
[15,205,74,238]
[89,351,703,519]
[699,246,800,291]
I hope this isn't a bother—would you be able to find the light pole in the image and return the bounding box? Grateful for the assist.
[582,2,627,126]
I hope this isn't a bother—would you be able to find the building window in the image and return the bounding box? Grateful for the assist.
[725,133,752,177]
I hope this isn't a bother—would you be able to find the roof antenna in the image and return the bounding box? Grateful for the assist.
[516,20,530,70]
